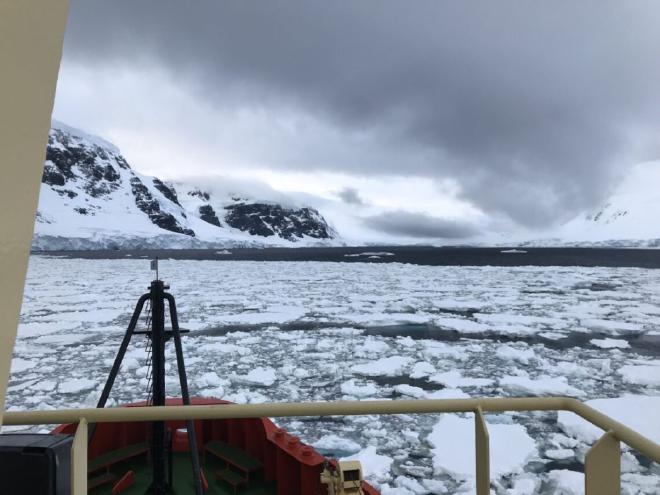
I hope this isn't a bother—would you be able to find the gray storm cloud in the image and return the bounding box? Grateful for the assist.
[62,1,660,227]
[336,188,365,206]
[364,211,479,239]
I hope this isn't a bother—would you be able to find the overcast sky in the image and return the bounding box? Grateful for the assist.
[52,1,660,240]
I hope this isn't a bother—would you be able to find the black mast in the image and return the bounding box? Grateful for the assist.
[92,264,203,495]
[150,279,168,494]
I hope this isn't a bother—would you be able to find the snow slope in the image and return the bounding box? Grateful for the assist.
[523,162,660,248]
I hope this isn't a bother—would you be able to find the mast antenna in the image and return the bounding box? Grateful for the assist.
[90,266,203,494]
[151,257,159,280]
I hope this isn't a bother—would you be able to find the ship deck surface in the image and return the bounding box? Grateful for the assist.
[89,452,277,495]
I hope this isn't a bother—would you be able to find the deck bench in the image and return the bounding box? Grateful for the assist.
[88,472,118,490]
[88,442,150,474]
[215,468,247,494]
[204,441,263,481]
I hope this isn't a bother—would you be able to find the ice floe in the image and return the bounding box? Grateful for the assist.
[343,446,393,484]
[558,395,660,444]
[499,375,584,397]
[428,370,495,388]
[428,414,537,479]
[352,356,412,376]
[546,469,583,494]
[590,337,630,349]
[313,434,361,456]
[59,378,97,394]
[10,358,36,374]
[618,363,660,387]
[232,366,276,386]
[495,344,536,364]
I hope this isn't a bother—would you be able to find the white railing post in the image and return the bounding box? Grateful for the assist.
[71,418,88,495]
[585,430,620,495]
[475,406,490,495]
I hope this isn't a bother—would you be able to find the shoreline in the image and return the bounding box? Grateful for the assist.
[31,246,660,268]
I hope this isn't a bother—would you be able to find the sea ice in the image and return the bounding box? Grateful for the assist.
[506,475,537,495]
[499,375,584,396]
[621,473,660,494]
[8,256,660,491]
[393,384,427,399]
[343,446,393,484]
[352,356,412,377]
[558,395,660,444]
[546,469,583,495]
[313,434,361,455]
[393,475,427,494]
[495,344,536,364]
[59,378,97,394]
[357,338,391,355]
[582,318,640,333]
[340,380,378,398]
[428,370,494,388]
[232,366,276,387]
[590,338,630,349]
[197,371,225,388]
[10,358,36,374]
[545,448,574,460]
[34,333,89,345]
[428,414,536,479]
[618,363,660,387]
[410,361,435,378]
[425,388,470,399]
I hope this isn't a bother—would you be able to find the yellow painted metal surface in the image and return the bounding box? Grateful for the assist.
[3,396,566,423]
[71,417,88,495]
[3,397,659,465]
[475,406,490,495]
[585,430,620,495]
[0,0,69,425]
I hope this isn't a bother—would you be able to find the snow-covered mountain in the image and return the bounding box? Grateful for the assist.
[518,162,660,248]
[33,122,337,250]
[32,121,657,250]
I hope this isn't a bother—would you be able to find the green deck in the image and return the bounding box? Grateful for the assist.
[205,441,263,472]
[88,452,276,495]
[88,442,149,473]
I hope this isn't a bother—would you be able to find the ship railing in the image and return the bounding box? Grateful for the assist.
[3,396,659,495]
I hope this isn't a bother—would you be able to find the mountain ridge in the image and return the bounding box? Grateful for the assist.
[513,161,660,248]
[33,121,658,250]
[33,122,338,250]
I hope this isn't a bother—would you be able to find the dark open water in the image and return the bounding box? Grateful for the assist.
[37,246,660,268]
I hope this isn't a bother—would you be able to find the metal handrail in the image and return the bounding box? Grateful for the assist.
[4,396,659,495]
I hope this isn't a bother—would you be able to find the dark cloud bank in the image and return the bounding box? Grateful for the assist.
[64,1,660,229]
[364,211,479,239]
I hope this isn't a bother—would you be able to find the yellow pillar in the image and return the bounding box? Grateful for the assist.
[475,406,490,495]
[71,418,88,495]
[0,0,69,424]
[585,431,620,495]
